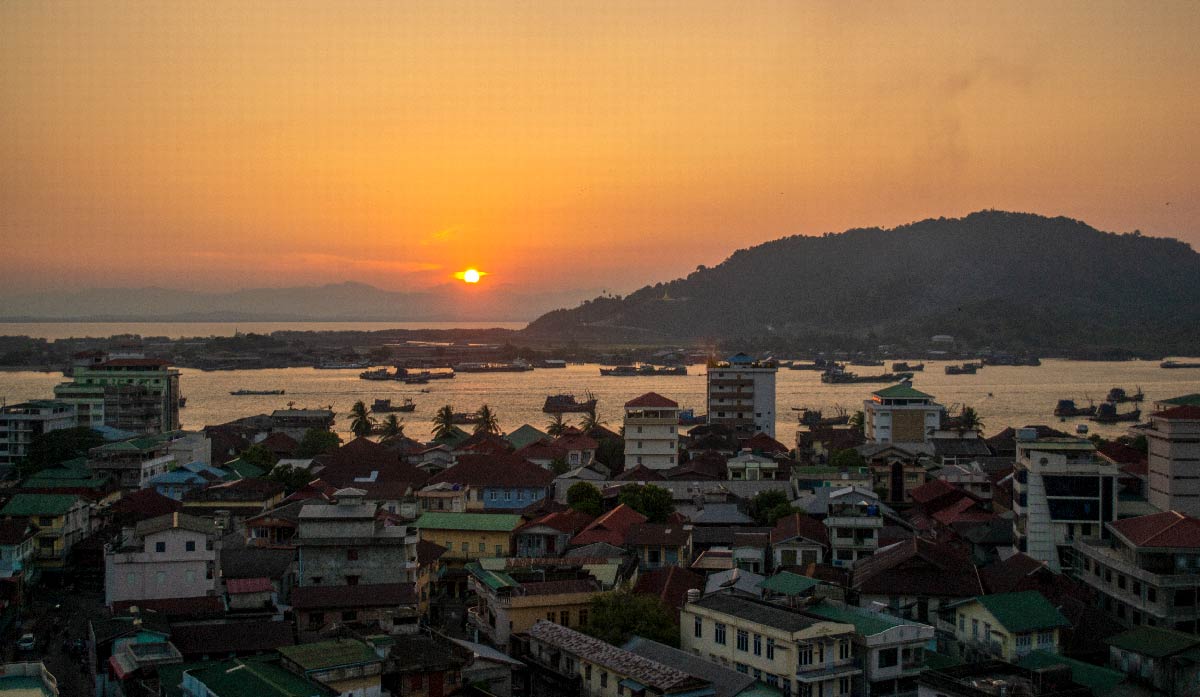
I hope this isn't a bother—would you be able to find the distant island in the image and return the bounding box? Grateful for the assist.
[525,210,1200,356]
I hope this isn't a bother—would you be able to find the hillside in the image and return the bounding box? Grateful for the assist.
[524,211,1200,354]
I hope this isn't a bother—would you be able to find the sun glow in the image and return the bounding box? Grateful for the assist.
[455,269,485,283]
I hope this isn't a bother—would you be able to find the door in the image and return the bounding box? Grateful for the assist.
[781,549,797,566]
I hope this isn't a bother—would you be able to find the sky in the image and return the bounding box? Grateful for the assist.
[2,1,1199,301]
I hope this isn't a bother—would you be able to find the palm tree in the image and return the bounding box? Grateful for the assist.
[579,407,605,433]
[474,404,500,435]
[380,414,405,440]
[349,400,374,438]
[848,410,865,429]
[959,406,984,433]
[546,413,567,438]
[432,405,457,440]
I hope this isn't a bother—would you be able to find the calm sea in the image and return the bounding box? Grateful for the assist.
[0,321,528,340]
[4,360,1200,444]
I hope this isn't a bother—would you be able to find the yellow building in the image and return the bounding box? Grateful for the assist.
[414,512,522,562]
[951,591,1069,662]
[0,493,92,571]
[466,561,607,646]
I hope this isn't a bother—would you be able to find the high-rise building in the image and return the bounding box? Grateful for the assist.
[863,383,943,446]
[54,353,180,434]
[1146,405,1200,517]
[0,400,77,468]
[1012,429,1119,572]
[706,353,777,438]
[623,392,680,470]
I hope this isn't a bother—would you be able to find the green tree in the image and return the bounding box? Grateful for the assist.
[830,448,866,470]
[16,427,106,477]
[958,406,984,433]
[581,591,680,647]
[550,457,571,475]
[848,410,865,429]
[267,463,313,493]
[748,489,793,526]
[594,438,624,469]
[240,443,278,471]
[474,404,500,435]
[546,413,567,438]
[432,405,457,440]
[350,400,374,438]
[618,484,675,523]
[296,428,342,458]
[579,406,605,432]
[567,482,603,516]
[379,414,405,440]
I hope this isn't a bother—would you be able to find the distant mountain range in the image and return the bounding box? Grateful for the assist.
[0,281,599,324]
[525,211,1200,354]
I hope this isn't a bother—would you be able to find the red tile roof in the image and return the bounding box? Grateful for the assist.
[553,433,599,452]
[979,552,1051,594]
[614,465,666,482]
[908,479,964,505]
[625,392,679,408]
[632,566,703,610]
[744,432,789,455]
[570,503,648,546]
[852,537,983,598]
[110,489,183,520]
[259,432,299,455]
[519,510,595,534]
[1153,405,1200,420]
[290,582,418,610]
[770,512,830,546]
[626,523,691,547]
[931,497,998,526]
[427,454,554,488]
[1110,511,1200,548]
[514,441,569,462]
[457,432,514,455]
[1098,441,1148,466]
[227,577,273,594]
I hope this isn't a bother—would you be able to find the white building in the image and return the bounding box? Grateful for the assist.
[0,400,77,469]
[726,449,781,481]
[707,353,778,439]
[1146,405,1200,517]
[1012,429,1119,572]
[864,384,943,446]
[623,393,680,470]
[105,512,221,606]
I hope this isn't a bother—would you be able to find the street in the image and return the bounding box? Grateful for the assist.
[3,586,105,697]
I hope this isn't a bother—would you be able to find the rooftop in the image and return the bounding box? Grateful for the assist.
[277,638,380,672]
[689,593,827,633]
[0,493,80,517]
[971,591,1070,633]
[757,572,822,597]
[803,600,920,636]
[528,620,705,693]
[1109,511,1200,549]
[624,392,679,409]
[415,512,523,532]
[186,656,333,697]
[873,384,933,400]
[1106,625,1200,658]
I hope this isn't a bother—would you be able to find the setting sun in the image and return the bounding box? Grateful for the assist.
[455,269,486,284]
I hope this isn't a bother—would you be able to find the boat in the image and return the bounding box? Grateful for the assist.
[678,409,706,426]
[600,364,687,376]
[1091,403,1141,424]
[360,368,395,381]
[452,360,534,373]
[891,362,925,372]
[1076,424,1089,435]
[789,359,837,371]
[793,406,849,428]
[849,359,884,367]
[316,360,369,369]
[542,394,598,414]
[450,412,483,425]
[982,355,1042,367]
[230,389,285,396]
[538,359,568,369]
[1161,361,1200,369]
[400,369,455,382]
[1106,387,1144,404]
[945,364,978,375]
[1053,399,1096,417]
[821,368,912,384]
[371,398,415,413]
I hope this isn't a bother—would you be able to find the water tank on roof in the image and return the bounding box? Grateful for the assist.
[1016,427,1038,442]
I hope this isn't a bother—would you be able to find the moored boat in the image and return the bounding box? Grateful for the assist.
[891,362,925,372]
[1162,360,1200,369]
[945,363,978,375]
[821,368,912,384]
[1091,403,1141,424]
[371,398,415,413]
[452,360,533,373]
[542,394,598,414]
[1106,387,1144,404]
[230,389,285,396]
[360,368,395,380]
[1053,399,1096,417]
[600,364,687,376]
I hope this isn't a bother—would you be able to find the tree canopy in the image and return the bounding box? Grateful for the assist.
[16,427,106,477]
[581,590,679,648]
[618,484,675,523]
[567,482,602,516]
[748,489,796,526]
[239,443,278,471]
[295,428,342,458]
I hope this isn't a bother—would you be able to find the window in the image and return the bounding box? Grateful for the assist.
[736,663,748,674]
[1016,634,1032,648]
[879,648,898,668]
[839,640,850,660]
[799,645,813,666]
[346,575,360,586]
[560,610,570,627]
[310,576,322,585]
[753,668,762,680]
[584,664,591,681]
[972,619,979,638]
[715,623,727,645]
[600,672,608,688]
[185,540,196,552]
[347,548,359,560]
[548,612,556,621]
[958,613,965,631]
[1038,631,1054,645]
[694,616,703,638]
[766,638,775,660]
[753,633,762,656]
[495,545,504,556]
[1148,587,1157,602]
[839,676,851,694]
[461,542,469,553]
[155,541,166,553]
[504,491,511,501]
[579,609,588,626]
[737,629,748,651]
[479,542,486,553]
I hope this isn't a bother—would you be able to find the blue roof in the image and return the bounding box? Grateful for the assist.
[728,352,754,364]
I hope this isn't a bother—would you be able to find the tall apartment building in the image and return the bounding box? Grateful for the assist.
[707,353,777,439]
[104,512,220,607]
[1012,429,1118,572]
[54,353,180,433]
[87,433,178,489]
[0,400,77,469]
[294,488,419,586]
[623,393,680,470]
[1145,405,1200,517]
[863,384,943,446]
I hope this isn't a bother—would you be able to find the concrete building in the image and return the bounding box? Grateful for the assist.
[0,662,60,696]
[1073,510,1200,631]
[87,433,178,489]
[682,593,860,696]
[801,600,935,697]
[54,354,180,433]
[1145,405,1200,517]
[0,400,77,470]
[294,488,419,586]
[949,591,1068,663]
[1106,625,1200,697]
[104,512,220,606]
[726,449,781,481]
[0,493,92,574]
[277,639,383,697]
[823,487,884,567]
[415,512,523,563]
[468,563,607,647]
[623,393,681,470]
[269,408,335,441]
[1012,429,1119,572]
[706,353,778,439]
[771,513,829,568]
[863,384,942,447]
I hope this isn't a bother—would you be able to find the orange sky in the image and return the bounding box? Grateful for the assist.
[2,1,1199,296]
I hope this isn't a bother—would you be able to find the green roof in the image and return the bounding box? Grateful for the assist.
[415,512,523,532]
[1017,651,1125,695]
[431,425,471,447]
[758,572,822,597]
[1161,393,1200,407]
[466,562,519,590]
[187,656,334,697]
[505,424,549,450]
[973,591,1069,633]
[873,384,933,399]
[224,458,265,479]
[1,493,81,517]
[803,600,911,636]
[22,462,111,490]
[277,639,379,672]
[94,434,170,453]
[1106,625,1200,658]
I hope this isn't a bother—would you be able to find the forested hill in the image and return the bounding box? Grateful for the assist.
[524,211,1200,354]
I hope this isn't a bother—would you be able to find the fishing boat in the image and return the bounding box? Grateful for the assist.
[821,367,912,384]
[230,389,285,396]
[542,394,598,414]
[789,359,837,371]
[1161,360,1200,369]
[452,360,533,373]
[1106,387,1144,404]
[1053,399,1096,417]
[891,362,925,372]
[371,398,415,413]
[945,364,978,375]
[360,368,395,381]
[849,359,884,367]
[450,412,483,425]
[1091,403,1141,424]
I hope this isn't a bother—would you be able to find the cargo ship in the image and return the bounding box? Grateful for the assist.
[821,367,912,384]
[1054,399,1096,417]
[1091,403,1141,424]
[230,389,285,396]
[453,360,533,373]
[371,398,415,413]
[542,394,598,414]
[600,365,687,376]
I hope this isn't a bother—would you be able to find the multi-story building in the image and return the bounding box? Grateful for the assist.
[277,639,383,697]
[0,401,77,470]
[54,354,180,433]
[1012,429,1119,572]
[425,455,553,511]
[414,511,522,563]
[801,600,935,697]
[771,512,829,568]
[515,510,595,558]
[851,538,984,628]
[104,512,220,606]
[949,591,1068,663]
[468,562,608,647]
[623,393,681,470]
[0,493,92,574]
[294,488,419,586]
[87,433,178,489]
[823,487,884,566]
[863,384,942,447]
[269,409,335,441]
[682,592,861,696]
[1145,405,1200,517]
[706,353,778,439]
[726,449,781,481]
[1072,510,1200,632]
[918,661,1091,697]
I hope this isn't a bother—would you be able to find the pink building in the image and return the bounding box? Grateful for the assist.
[104,512,220,607]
